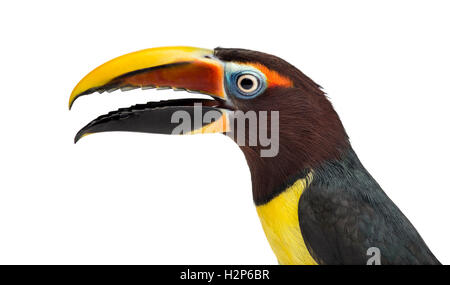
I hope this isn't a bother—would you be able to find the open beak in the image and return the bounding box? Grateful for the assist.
[69,46,232,143]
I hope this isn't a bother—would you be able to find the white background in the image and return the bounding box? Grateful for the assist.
[0,0,449,265]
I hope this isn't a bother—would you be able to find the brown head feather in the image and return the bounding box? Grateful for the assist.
[214,48,349,205]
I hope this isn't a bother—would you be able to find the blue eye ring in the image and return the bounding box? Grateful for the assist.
[227,70,266,99]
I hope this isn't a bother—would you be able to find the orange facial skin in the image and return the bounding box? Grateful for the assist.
[246,62,294,88]
[112,59,226,99]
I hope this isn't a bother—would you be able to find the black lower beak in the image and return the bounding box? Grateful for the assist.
[75,98,230,143]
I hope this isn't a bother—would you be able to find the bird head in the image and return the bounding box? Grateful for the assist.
[70,46,349,204]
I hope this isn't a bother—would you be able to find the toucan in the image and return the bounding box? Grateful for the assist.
[69,46,440,265]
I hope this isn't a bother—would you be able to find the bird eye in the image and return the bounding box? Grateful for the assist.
[224,64,267,99]
[237,74,259,94]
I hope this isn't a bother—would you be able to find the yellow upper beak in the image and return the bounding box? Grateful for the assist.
[69,46,225,109]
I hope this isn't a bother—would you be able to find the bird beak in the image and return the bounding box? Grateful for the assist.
[69,46,232,143]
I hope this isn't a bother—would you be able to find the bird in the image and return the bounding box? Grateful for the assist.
[69,46,440,265]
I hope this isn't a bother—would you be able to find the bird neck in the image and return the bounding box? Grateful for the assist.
[239,98,350,205]
[310,146,382,197]
[244,144,374,206]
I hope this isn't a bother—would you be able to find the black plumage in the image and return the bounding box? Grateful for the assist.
[299,148,440,264]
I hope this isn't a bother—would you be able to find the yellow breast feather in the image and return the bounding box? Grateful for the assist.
[256,174,317,265]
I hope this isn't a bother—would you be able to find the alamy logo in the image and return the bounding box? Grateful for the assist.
[366,247,381,265]
[171,103,279,158]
